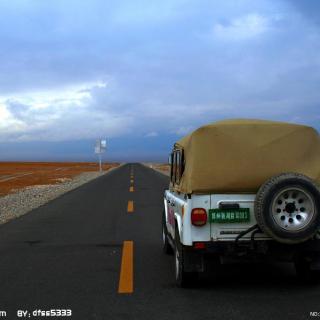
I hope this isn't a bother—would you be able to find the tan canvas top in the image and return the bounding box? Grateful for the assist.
[173,119,320,194]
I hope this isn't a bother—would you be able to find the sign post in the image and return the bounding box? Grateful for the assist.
[95,139,107,172]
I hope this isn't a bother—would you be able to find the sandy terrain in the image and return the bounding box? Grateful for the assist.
[0,162,119,197]
[155,164,170,172]
[153,164,170,174]
[144,163,170,176]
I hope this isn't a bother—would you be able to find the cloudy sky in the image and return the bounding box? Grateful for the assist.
[0,0,319,161]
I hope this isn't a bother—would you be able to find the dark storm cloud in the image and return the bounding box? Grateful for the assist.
[286,0,320,25]
[0,0,319,160]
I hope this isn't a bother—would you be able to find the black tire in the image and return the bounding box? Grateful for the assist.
[174,228,198,287]
[295,256,320,284]
[255,173,320,244]
[162,210,173,255]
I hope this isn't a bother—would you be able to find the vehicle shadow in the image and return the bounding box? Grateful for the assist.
[192,262,315,290]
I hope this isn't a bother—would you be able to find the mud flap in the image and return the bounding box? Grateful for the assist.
[183,247,205,273]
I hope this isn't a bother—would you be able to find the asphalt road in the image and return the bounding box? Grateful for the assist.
[0,163,319,320]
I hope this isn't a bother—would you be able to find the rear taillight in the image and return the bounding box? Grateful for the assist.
[193,242,206,249]
[191,208,207,226]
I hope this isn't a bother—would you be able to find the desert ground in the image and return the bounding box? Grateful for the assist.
[144,163,170,176]
[153,163,170,173]
[0,162,119,197]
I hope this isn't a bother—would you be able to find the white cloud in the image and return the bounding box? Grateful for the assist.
[174,126,195,136]
[0,101,24,135]
[111,0,188,25]
[213,13,270,40]
[0,0,319,152]
[0,80,135,142]
[145,131,158,137]
[11,81,106,108]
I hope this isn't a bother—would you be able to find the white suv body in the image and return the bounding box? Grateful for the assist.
[164,191,271,246]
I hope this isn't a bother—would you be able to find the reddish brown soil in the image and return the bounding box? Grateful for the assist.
[154,164,170,173]
[0,162,119,197]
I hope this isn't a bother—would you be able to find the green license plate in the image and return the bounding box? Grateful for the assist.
[209,208,250,223]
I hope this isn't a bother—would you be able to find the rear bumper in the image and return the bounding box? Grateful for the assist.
[200,238,320,254]
[182,239,320,272]
[204,221,320,257]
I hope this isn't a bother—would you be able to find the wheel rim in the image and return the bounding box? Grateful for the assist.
[175,248,180,279]
[271,187,315,231]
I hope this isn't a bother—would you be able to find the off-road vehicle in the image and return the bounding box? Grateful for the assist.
[162,119,320,287]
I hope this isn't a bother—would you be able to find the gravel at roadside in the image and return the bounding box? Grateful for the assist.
[0,171,109,225]
[153,168,169,176]
[142,163,170,176]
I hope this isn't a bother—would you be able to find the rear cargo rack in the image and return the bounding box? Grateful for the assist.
[235,224,260,247]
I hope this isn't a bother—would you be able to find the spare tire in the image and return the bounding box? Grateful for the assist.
[255,173,320,244]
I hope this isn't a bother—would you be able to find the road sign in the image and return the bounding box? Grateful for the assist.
[95,139,107,154]
[95,139,107,172]
[101,139,107,149]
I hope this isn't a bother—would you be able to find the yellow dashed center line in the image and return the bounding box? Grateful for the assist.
[129,186,134,192]
[127,200,134,213]
[118,241,134,294]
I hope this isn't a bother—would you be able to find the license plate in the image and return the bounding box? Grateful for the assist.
[209,208,250,223]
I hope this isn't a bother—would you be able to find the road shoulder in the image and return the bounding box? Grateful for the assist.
[0,166,120,225]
